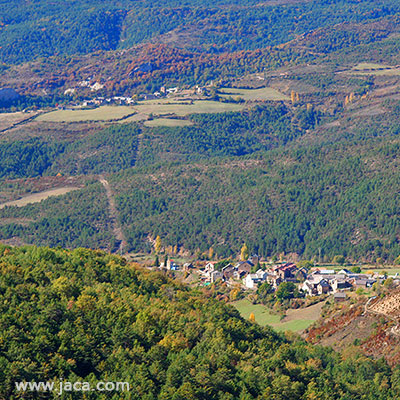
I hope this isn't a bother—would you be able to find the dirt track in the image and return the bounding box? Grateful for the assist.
[99,176,127,254]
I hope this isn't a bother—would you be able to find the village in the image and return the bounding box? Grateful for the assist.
[60,77,213,110]
[158,254,398,303]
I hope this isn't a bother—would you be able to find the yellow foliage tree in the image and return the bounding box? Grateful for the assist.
[230,289,239,301]
[249,312,256,322]
[240,243,249,261]
[208,247,214,260]
[290,90,296,104]
[154,235,162,254]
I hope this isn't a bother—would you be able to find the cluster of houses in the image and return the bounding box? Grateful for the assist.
[159,255,397,301]
[61,77,212,108]
[199,255,262,285]
[301,269,377,296]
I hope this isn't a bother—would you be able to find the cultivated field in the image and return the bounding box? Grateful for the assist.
[133,100,245,116]
[352,62,393,70]
[36,101,245,123]
[36,106,136,122]
[144,118,194,127]
[219,87,289,101]
[347,62,400,76]
[232,299,323,332]
[0,111,39,131]
[0,187,80,209]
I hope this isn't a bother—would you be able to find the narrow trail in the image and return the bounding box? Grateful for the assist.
[99,175,127,254]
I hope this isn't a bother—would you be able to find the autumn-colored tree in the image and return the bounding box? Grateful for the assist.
[249,312,255,322]
[155,235,162,254]
[230,288,240,301]
[241,244,249,261]
[290,90,296,104]
[208,247,214,260]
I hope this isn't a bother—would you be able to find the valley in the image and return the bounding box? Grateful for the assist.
[1,1,400,398]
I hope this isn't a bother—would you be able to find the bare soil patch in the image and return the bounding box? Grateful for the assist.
[0,187,81,209]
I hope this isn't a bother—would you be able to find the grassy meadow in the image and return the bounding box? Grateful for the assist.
[232,299,322,332]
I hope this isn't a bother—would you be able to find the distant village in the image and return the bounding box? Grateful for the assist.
[158,255,397,303]
[60,76,212,109]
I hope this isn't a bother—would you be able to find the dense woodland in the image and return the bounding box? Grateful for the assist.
[2,0,400,64]
[0,124,139,178]
[0,101,398,261]
[0,1,399,260]
[1,245,400,399]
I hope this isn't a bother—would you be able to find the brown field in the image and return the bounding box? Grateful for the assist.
[0,187,81,209]
[0,111,39,132]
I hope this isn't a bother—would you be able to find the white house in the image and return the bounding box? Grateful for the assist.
[243,272,266,289]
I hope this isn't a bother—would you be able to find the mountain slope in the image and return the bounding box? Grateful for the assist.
[2,0,400,64]
[0,244,399,399]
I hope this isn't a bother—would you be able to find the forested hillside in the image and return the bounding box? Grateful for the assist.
[2,0,400,64]
[0,0,400,262]
[0,99,398,261]
[1,244,400,399]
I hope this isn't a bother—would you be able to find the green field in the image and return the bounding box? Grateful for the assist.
[144,118,194,127]
[232,299,320,332]
[36,106,136,122]
[133,100,245,116]
[219,87,289,101]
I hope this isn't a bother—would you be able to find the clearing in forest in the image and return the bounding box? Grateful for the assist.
[232,299,323,332]
[0,187,80,209]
